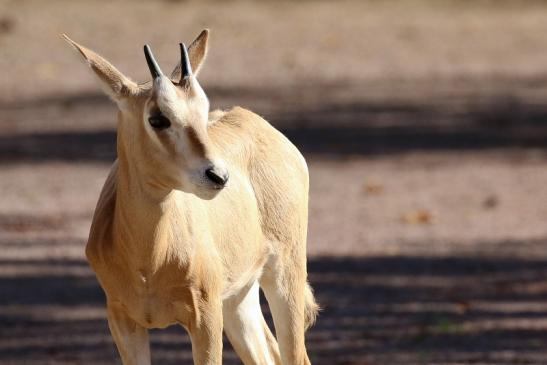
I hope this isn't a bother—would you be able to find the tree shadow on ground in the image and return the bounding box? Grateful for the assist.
[2,241,547,364]
[2,84,547,163]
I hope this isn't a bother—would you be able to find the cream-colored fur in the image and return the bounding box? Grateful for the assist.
[64,29,318,365]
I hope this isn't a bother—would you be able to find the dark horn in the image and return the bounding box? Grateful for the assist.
[179,42,192,82]
[143,44,163,79]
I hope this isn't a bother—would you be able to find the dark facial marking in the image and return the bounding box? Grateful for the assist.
[186,126,206,155]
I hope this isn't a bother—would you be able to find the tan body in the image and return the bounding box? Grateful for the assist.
[66,30,317,365]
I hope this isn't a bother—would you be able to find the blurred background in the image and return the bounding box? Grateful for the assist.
[2,0,547,364]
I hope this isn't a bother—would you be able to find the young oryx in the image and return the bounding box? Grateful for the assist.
[64,29,318,365]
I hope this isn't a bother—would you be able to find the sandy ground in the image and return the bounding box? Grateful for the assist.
[2,1,547,364]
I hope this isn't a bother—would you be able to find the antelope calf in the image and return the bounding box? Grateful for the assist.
[64,29,318,365]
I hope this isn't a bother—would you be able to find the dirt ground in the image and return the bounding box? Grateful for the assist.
[2,0,547,364]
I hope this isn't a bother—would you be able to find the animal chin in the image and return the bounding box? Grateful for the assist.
[201,180,225,196]
[194,186,222,201]
[184,176,223,200]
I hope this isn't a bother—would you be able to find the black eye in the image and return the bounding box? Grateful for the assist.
[148,114,171,129]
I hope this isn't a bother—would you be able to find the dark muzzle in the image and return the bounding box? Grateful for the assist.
[205,168,229,187]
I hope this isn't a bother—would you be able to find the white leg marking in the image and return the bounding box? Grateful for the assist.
[223,281,279,365]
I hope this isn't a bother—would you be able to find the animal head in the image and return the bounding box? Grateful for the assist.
[64,30,229,199]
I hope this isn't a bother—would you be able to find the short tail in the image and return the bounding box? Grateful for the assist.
[304,283,319,330]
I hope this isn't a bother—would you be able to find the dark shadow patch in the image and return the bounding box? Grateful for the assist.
[2,242,547,364]
[3,82,547,163]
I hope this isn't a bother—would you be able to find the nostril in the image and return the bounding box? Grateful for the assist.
[205,168,228,186]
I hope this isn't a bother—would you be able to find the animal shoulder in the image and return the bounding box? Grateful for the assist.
[210,106,292,153]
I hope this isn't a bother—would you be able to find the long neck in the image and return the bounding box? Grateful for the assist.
[113,144,187,272]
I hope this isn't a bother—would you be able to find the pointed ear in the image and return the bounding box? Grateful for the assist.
[170,29,210,80]
[62,34,137,104]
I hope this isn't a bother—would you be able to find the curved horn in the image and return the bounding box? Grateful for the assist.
[179,42,193,82]
[143,44,163,79]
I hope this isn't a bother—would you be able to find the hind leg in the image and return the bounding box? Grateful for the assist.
[223,281,281,365]
[260,252,316,365]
